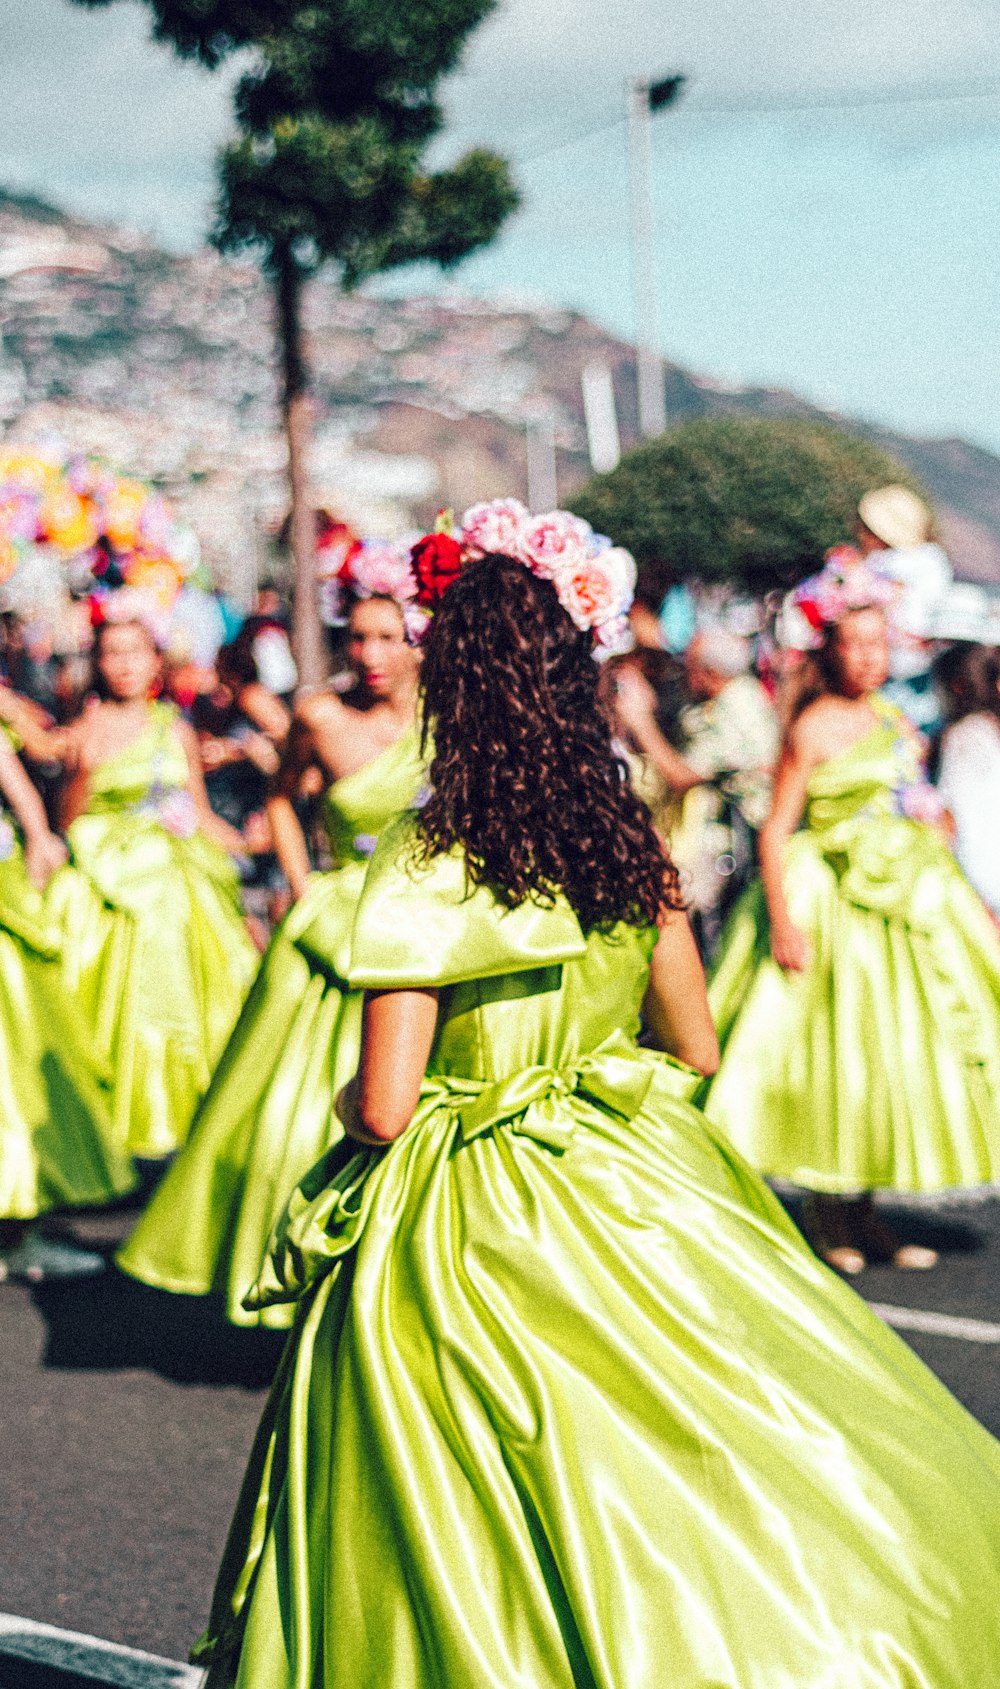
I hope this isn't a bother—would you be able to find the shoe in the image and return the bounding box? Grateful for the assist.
[855,1199,938,1272]
[803,1194,867,1276]
[820,1244,866,1276]
[2,1233,106,1282]
[891,1243,939,1271]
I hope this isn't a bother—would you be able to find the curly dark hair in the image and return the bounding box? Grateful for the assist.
[416,554,683,931]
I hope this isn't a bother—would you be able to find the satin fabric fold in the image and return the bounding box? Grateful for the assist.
[197,830,1000,1689]
[117,730,424,1325]
[0,835,134,1219]
[706,705,1000,1191]
[47,702,257,1159]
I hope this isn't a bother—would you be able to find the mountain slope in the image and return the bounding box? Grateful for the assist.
[1,187,997,589]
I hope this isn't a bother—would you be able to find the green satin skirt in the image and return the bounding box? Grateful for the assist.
[196,1062,1000,1688]
[117,867,366,1326]
[706,822,1000,1192]
[49,815,258,1160]
[0,855,134,1220]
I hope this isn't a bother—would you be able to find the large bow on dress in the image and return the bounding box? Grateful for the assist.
[246,1035,659,1311]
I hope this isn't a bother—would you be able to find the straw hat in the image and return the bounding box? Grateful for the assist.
[857,485,933,550]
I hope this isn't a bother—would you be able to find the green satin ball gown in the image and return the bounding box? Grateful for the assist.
[196,816,1000,1689]
[116,729,424,1326]
[0,821,134,1219]
[706,696,1000,1193]
[48,701,258,1161]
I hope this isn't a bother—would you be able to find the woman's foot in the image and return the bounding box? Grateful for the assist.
[855,1198,939,1271]
[804,1195,866,1275]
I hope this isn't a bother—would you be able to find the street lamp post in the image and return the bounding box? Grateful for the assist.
[628,73,687,439]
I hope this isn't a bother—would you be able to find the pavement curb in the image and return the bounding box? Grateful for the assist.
[0,1614,204,1689]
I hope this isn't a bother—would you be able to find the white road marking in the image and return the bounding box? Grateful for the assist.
[0,1610,205,1686]
[869,1302,1000,1345]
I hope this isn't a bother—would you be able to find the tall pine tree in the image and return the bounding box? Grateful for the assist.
[70,0,518,684]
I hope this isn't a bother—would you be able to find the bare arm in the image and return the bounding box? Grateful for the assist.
[176,719,247,856]
[0,687,75,764]
[338,987,440,1144]
[642,909,720,1075]
[266,710,320,900]
[614,671,704,795]
[757,721,814,972]
[0,735,67,887]
[236,681,291,746]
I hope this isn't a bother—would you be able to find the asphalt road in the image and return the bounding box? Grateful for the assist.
[2,1190,999,1662]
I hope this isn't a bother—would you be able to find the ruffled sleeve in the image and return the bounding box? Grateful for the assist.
[348,814,587,991]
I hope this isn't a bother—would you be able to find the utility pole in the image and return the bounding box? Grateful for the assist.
[628,73,686,439]
[526,409,558,512]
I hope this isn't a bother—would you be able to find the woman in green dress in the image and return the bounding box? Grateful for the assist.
[0,607,258,1162]
[196,528,1000,1689]
[706,565,1000,1272]
[117,587,423,1326]
[0,724,134,1278]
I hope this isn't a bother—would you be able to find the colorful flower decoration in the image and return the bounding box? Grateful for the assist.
[318,533,422,636]
[781,549,899,651]
[409,500,637,657]
[89,584,170,648]
[317,500,638,655]
[0,441,201,612]
[0,440,227,664]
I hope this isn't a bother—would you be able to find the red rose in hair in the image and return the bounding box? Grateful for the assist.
[411,531,463,607]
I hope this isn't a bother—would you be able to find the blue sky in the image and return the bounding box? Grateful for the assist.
[4,0,1000,450]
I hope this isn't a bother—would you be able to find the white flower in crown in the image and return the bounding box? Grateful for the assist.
[520,510,594,581]
[348,541,417,603]
[592,614,636,660]
[460,498,530,560]
[597,546,638,606]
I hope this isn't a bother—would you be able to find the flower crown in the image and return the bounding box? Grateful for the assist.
[782,547,898,651]
[89,584,169,648]
[318,501,637,656]
[409,500,637,656]
[319,537,430,644]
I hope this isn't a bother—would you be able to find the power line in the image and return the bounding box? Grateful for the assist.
[513,77,1000,169]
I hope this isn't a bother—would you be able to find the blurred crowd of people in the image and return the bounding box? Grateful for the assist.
[0,582,301,938]
[608,485,1000,951]
[2,482,1000,970]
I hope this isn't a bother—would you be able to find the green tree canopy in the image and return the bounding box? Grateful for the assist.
[569,417,930,601]
[71,0,518,685]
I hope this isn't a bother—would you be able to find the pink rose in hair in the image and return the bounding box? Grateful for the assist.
[555,554,621,631]
[348,543,417,602]
[460,499,529,560]
[521,511,593,580]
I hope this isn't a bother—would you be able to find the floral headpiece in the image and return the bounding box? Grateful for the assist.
[319,537,429,645]
[89,585,169,648]
[782,547,898,651]
[409,499,637,658]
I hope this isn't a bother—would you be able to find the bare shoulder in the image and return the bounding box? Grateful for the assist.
[294,689,346,732]
[790,695,853,762]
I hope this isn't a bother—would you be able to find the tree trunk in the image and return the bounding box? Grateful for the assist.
[275,245,326,692]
